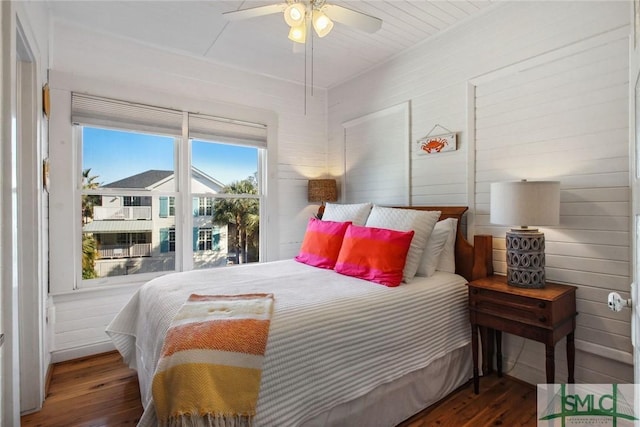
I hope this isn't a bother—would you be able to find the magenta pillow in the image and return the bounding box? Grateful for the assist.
[334,225,415,287]
[295,218,351,269]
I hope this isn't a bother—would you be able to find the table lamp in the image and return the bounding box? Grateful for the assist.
[490,180,560,288]
[308,179,337,219]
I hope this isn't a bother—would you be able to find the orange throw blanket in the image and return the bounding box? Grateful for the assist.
[152,293,274,427]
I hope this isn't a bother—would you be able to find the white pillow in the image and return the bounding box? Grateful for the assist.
[416,222,450,277]
[416,218,458,277]
[365,206,440,283]
[436,218,458,274]
[322,202,372,226]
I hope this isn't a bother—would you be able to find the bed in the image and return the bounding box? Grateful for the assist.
[106,206,492,427]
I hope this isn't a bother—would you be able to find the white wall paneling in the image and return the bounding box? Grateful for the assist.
[472,23,631,382]
[49,286,138,363]
[328,1,631,384]
[342,102,410,205]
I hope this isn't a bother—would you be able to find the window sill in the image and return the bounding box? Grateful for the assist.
[49,279,147,300]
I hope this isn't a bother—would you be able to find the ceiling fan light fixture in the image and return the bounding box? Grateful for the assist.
[312,9,333,37]
[288,22,307,43]
[284,3,306,27]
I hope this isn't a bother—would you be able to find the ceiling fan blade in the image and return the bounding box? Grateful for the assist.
[322,4,382,34]
[223,3,287,21]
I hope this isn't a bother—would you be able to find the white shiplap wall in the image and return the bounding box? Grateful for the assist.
[327,1,632,384]
[343,102,410,205]
[48,21,327,361]
[473,28,632,384]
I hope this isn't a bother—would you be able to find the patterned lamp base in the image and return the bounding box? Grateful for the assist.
[505,228,546,288]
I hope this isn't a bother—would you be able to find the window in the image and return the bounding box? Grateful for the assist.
[123,196,141,207]
[169,228,176,252]
[198,228,212,251]
[116,233,150,245]
[196,197,212,216]
[191,140,260,268]
[80,127,176,280]
[159,196,176,218]
[158,227,176,253]
[74,93,267,286]
[168,196,176,217]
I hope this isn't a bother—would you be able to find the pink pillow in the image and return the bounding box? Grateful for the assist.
[295,218,351,269]
[335,225,415,287]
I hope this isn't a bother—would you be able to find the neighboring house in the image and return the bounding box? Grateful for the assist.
[82,168,228,277]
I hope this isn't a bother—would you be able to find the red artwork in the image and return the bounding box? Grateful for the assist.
[417,132,456,155]
[420,137,449,153]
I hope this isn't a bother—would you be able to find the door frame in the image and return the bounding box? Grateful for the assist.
[16,16,46,415]
[1,3,47,423]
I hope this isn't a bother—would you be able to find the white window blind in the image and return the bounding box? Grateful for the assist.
[71,93,183,136]
[72,93,268,148]
[189,113,267,147]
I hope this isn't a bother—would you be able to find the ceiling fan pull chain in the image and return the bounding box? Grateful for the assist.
[311,21,314,98]
[304,29,307,115]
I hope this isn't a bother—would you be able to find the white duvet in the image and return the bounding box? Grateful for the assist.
[106,259,471,426]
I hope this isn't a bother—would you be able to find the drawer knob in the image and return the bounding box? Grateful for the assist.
[539,316,547,323]
[538,302,546,309]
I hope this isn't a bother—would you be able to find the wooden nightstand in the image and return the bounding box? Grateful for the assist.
[468,275,577,394]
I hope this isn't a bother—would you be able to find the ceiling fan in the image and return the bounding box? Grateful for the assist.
[223,0,383,43]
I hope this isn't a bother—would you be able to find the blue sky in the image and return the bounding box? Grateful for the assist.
[82,127,258,186]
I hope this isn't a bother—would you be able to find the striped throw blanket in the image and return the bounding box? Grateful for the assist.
[151,293,274,427]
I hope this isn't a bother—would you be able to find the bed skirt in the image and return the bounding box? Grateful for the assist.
[300,344,472,426]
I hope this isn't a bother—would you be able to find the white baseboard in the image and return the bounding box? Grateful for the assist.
[50,340,116,364]
[574,339,633,365]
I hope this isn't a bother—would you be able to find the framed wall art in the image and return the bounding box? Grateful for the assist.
[416,124,457,155]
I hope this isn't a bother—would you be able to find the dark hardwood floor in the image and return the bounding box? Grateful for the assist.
[21,352,536,427]
[398,373,538,427]
[21,352,143,426]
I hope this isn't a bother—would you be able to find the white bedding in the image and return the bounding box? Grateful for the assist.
[106,259,471,426]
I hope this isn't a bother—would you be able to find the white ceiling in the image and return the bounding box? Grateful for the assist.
[48,0,496,89]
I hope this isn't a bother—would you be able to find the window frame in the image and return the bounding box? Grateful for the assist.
[75,112,267,288]
[47,79,279,296]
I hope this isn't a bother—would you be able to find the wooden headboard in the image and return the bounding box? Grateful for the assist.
[392,206,493,282]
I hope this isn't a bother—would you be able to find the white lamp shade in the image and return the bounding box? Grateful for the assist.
[284,3,306,27]
[490,181,560,227]
[312,10,333,37]
[288,22,307,43]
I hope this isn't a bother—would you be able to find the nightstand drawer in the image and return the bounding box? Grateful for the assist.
[470,288,551,327]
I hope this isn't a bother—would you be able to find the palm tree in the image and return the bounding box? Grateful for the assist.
[82,234,99,279]
[212,177,259,264]
[81,168,101,224]
[81,168,101,278]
